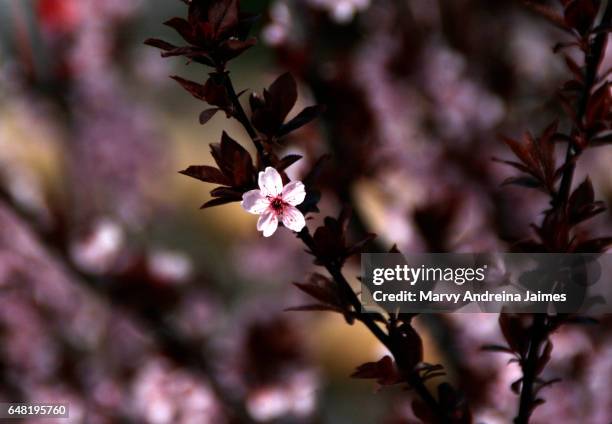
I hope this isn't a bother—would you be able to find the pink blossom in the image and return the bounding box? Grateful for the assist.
[241,167,306,237]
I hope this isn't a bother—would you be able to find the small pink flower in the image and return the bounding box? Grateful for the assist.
[241,167,306,237]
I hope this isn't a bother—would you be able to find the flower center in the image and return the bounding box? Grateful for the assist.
[270,197,284,212]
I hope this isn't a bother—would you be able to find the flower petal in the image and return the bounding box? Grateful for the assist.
[241,190,269,214]
[257,209,279,237]
[258,167,283,197]
[281,205,306,233]
[281,181,306,206]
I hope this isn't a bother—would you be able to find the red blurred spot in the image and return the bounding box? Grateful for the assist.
[36,0,81,34]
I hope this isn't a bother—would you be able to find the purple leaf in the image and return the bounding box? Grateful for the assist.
[199,108,220,125]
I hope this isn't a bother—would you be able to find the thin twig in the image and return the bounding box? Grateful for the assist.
[218,71,267,161]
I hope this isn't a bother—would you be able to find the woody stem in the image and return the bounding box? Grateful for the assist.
[219,71,267,162]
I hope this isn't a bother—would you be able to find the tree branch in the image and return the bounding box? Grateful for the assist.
[515,2,612,423]
[218,71,447,419]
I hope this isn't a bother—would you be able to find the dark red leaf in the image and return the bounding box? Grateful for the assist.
[218,37,257,61]
[208,0,239,38]
[292,274,341,307]
[164,17,195,43]
[235,11,259,39]
[568,177,606,226]
[540,120,559,179]
[276,154,303,171]
[224,132,254,186]
[535,340,553,375]
[351,356,403,386]
[500,135,537,170]
[564,55,584,82]
[161,46,215,66]
[284,304,346,313]
[302,155,330,187]
[278,105,325,137]
[586,82,611,126]
[520,1,571,31]
[532,398,546,411]
[199,108,220,124]
[209,131,255,188]
[499,314,527,355]
[200,197,238,208]
[501,176,543,189]
[202,77,233,112]
[535,378,562,395]
[179,165,230,185]
[590,133,612,146]
[558,91,579,123]
[573,237,612,253]
[492,157,532,174]
[346,233,377,257]
[564,0,599,34]
[170,76,207,100]
[209,186,243,199]
[553,40,582,53]
[249,92,265,112]
[389,323,423,373]
[268,72,297,123]
[481,344,516,354]
[144,38,178,51]
[562,79,584,92]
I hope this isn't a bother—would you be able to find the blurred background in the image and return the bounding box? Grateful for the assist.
[0,0,611,422]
